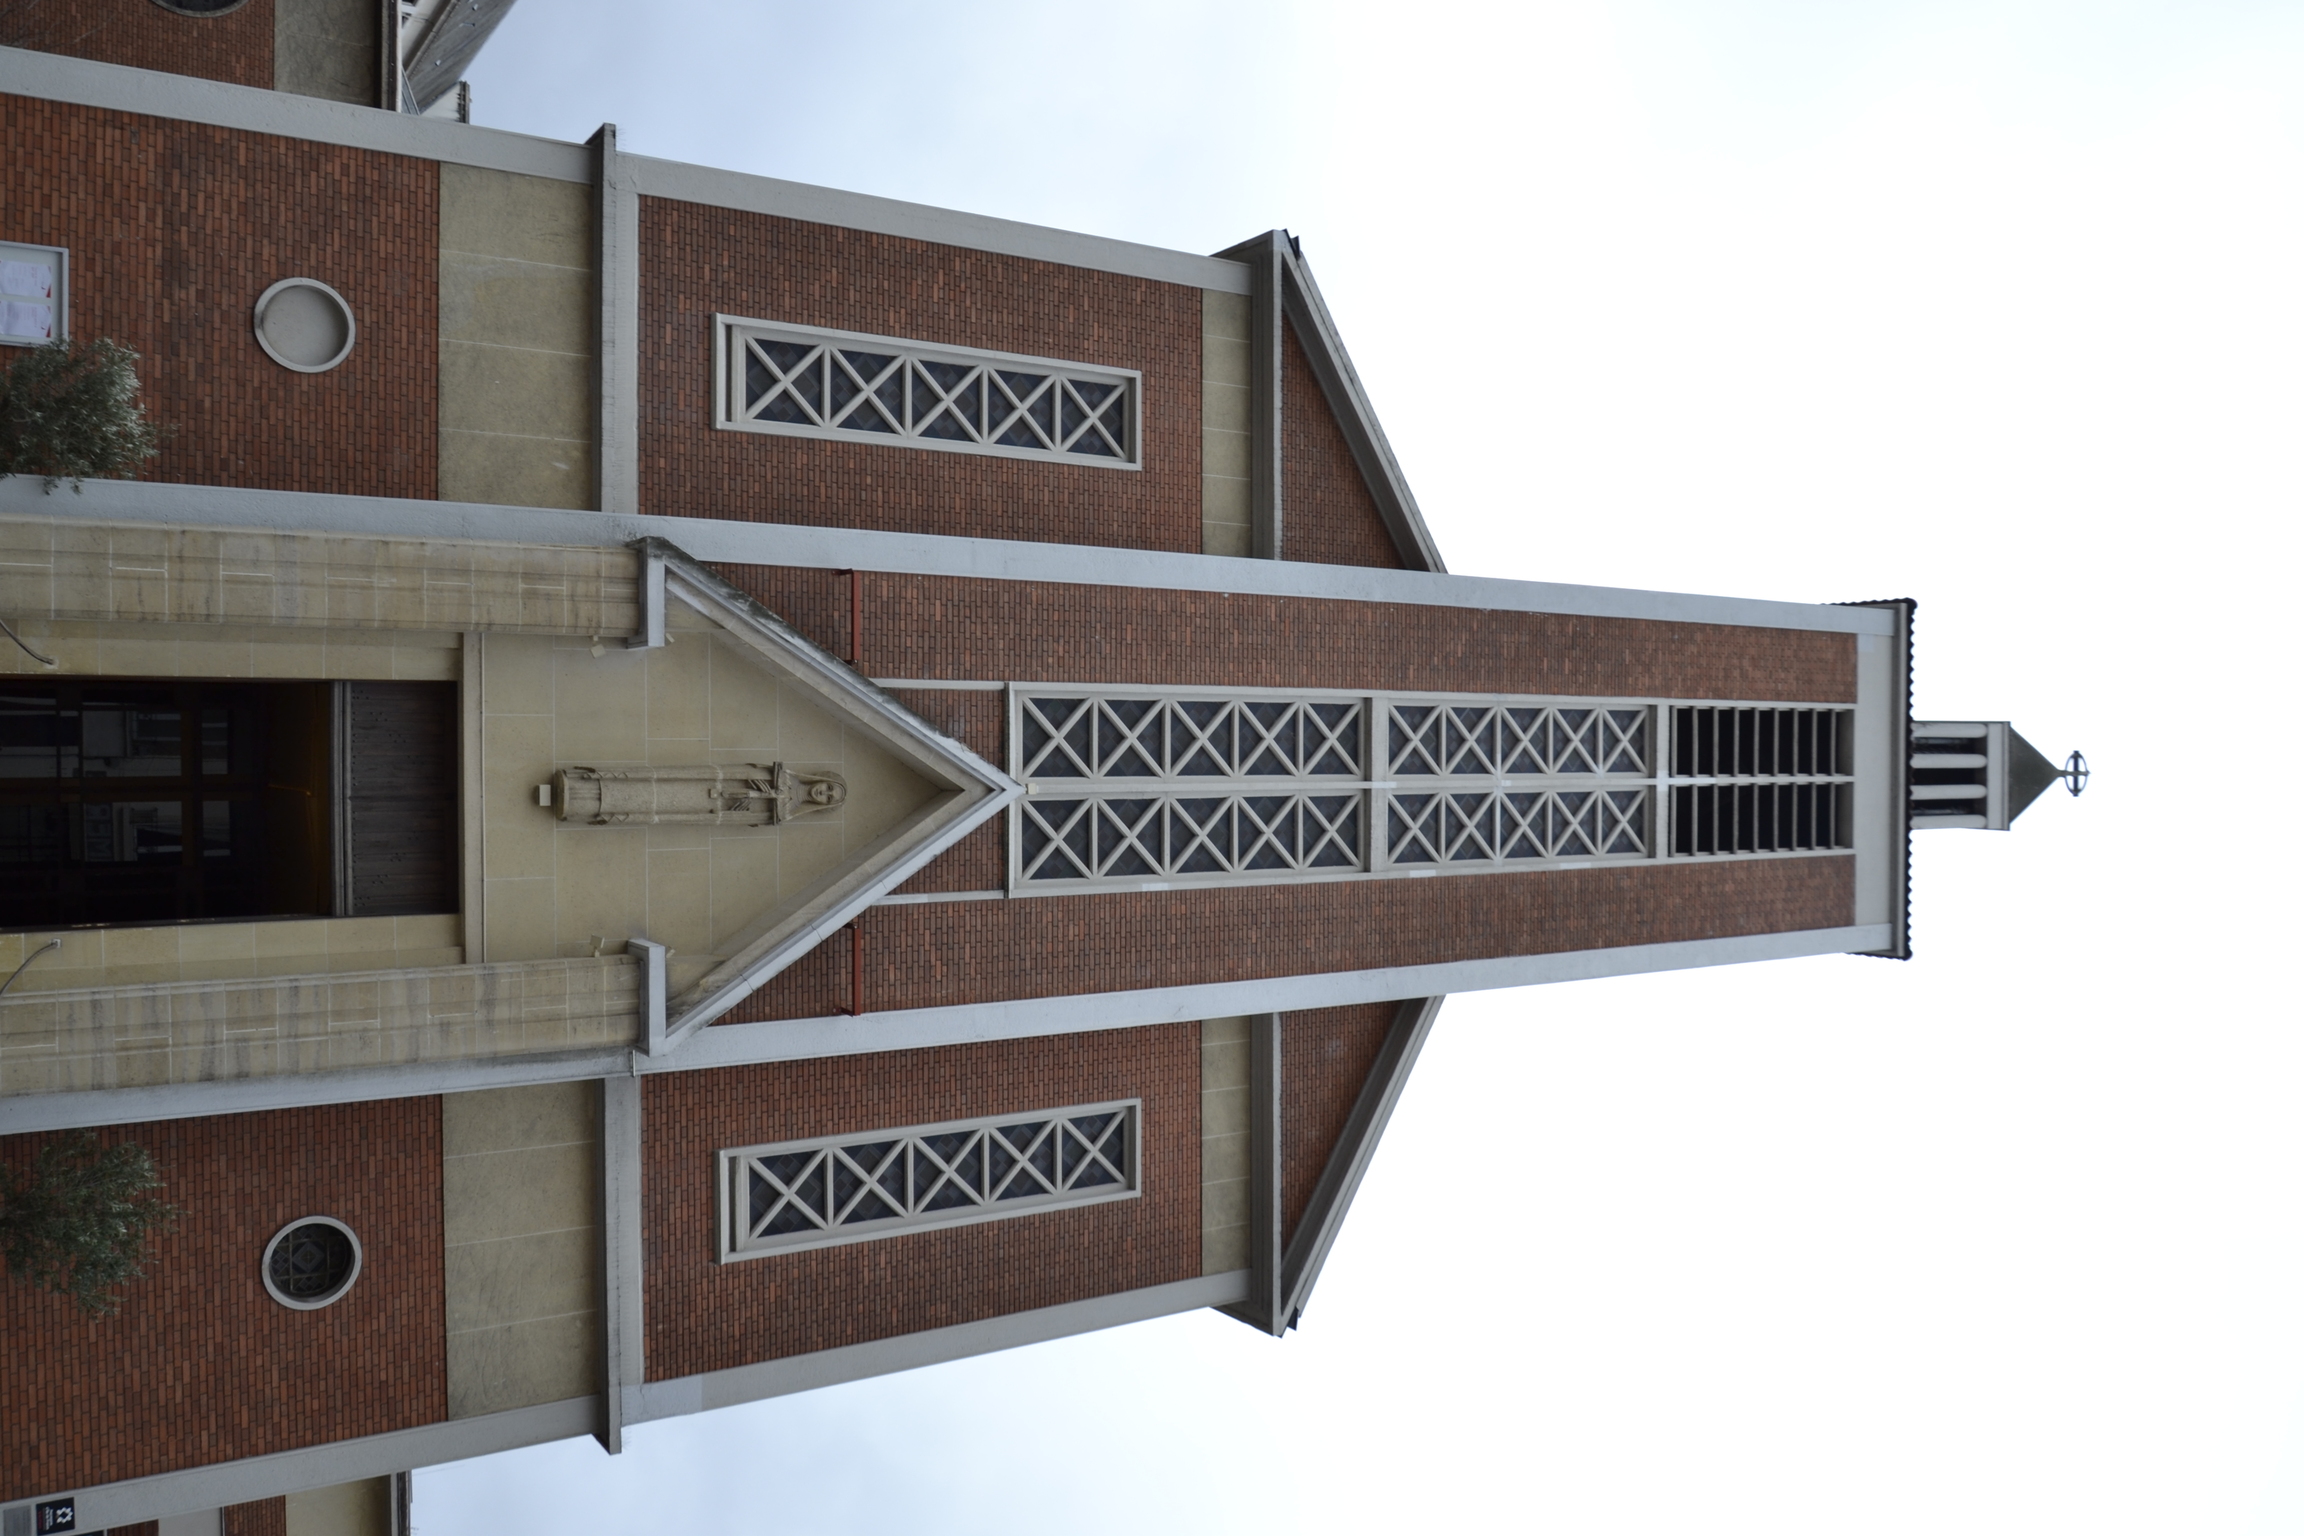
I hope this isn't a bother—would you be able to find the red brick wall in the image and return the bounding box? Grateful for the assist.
[0,95,439,498]
[883,685,1004,896]
[1283,323,1407,570]
[727,852,1852,1023]
[0,0,273,88]
[221,1498,285,1536]
[642,1026,1199,1380]
[107,1523,160,1536]
[1281,1004,1396,1247]
[0,1101,448,1499]
[639,199,1201,550]
[714,565,1858,703]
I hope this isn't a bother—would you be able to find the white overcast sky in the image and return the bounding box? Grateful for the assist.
[418,4,2301,1532]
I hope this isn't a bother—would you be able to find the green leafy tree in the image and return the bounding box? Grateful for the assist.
[0,1131,181,1315]
[0,337,167,492]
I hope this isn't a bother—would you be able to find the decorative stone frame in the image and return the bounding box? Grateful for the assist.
[714,315,1143,471]
[1008,684,1858,895]
[253,277,358,374]
[260,1214,364,1310]
[717,1099,1143,1262]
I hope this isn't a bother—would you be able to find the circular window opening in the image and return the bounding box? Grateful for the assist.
[150,0,251,14]
[253,278,357,374]
[262,1216,363,1310]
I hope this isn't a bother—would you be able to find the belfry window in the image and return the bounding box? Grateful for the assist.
[716,315,1140,469]
[1665,707,1853,856]
[0,679,457,931]
[719,1101,1141,1261]
[1011,688,1854,893]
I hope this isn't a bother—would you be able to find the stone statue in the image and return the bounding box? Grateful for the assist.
[551,763,847,826]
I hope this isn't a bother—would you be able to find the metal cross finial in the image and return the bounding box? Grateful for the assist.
[2062,751,2090,797]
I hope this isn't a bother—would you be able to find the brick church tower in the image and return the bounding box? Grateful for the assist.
[0,7,2078,1533]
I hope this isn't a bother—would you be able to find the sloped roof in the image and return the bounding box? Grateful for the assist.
[1217,230,1448,573]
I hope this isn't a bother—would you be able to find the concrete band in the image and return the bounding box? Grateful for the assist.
[0,479,1896,635]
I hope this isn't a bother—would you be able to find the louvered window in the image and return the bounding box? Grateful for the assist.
[1010,689,1854,893]
[1665,707,1853,855]
[719,1102,1140,1261]
[716,316,1140,469]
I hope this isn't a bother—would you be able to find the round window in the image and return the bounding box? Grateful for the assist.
[252,278,357,374]
[150,0,252,14]
[262,1216,363,1310]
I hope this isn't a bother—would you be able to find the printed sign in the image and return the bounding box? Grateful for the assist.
[32,1498,75,1534]
[0,242,65,345]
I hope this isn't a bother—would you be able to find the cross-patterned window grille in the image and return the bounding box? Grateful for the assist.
[718,1101,1140,1261]
[1385,703,1649,867]
[1016,694,1366,884]
[1666,707,1854,855]
[716,315,1140,469]
[1010,689,1858,892]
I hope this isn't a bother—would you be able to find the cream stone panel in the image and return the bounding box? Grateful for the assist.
[0,956,641,1095]
[439,164,596,512]
[0,520,640,637]
[475,628,942,968]
[1202,1015,1252,1275]
[0,915,465,998]
[443,1081,602,1419]
[1202,288,1254,558]
[284,1477,392,1536]
[274,0,377,106]
[438,432,593,514]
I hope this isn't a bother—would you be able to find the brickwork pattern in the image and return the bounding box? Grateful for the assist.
[711,564,1857,703]
[640,200,1201,550]
[642,1026,1199,1380]
[1281,1004,1397,1247]
[706,562,1854,1022]
[106,1522,159,1536]
[724,854,1852,1024]
[1,96,438,498]
[0,1101,447,1498]
[1282,324,1408,570]
[883,685,1005,897]
[221,1498,286,1536]
[0,0,273,87]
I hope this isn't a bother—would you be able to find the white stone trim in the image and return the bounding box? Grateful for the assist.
[718,1099,1139,1260]
[598,1073,643,1454]
[0,927,1887,1133]
[717,315,1142,470]
[629,156,1249,294]
[651,926,1888,1076]
[0,478,1897,636]
[258,1215,363,1310]
[0,49,1252,293]
[250,277,356,373]
[0,46,595,182]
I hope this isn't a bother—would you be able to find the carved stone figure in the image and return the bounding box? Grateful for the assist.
[551,763,847,826]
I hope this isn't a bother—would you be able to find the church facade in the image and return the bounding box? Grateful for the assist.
[0,8,2050,1533]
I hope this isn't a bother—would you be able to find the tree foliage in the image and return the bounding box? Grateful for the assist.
[0,337,167,492]
[0,1131,181,1315]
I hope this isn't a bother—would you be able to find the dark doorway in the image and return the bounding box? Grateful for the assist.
[0,678,458,932]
